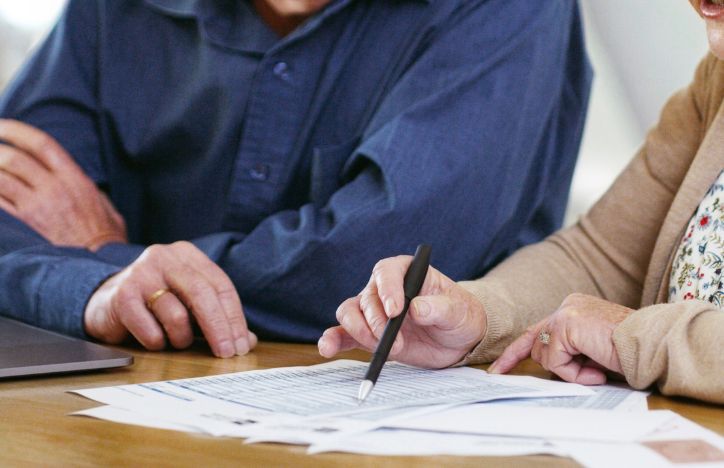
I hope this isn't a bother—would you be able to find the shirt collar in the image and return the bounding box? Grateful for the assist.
[144,0,198,18]
[143,0,432,53]
[144,0,432,14]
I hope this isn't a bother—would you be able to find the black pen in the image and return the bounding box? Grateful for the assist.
[357,244,432,402]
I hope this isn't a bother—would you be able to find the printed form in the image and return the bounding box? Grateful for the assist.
[72,359,593,438]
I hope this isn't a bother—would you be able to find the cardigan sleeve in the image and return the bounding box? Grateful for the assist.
[458,53,716,364]
[613,300,724,404]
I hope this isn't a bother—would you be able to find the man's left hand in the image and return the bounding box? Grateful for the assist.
[0,119,127,251]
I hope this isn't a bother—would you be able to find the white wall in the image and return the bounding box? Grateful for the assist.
[568,0,709,223]
[0,0,66,90]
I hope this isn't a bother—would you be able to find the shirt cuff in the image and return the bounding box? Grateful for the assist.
[37,258,121,338]
[95,242,145,267]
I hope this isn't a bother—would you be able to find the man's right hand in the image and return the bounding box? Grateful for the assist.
[84,241,256,358]
[318,256,487,369]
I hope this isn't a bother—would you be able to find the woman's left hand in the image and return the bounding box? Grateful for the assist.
[489,293,633,385]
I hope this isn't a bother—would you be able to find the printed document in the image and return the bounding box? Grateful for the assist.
[72,359,592,438]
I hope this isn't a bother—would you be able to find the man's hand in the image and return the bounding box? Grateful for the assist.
[318,256,487,369]
[84,241,257,358]
[0,119,127,251]
[489,293,632,385]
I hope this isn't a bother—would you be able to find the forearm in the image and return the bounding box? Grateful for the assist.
[613,301,724,404]
[0,209,121,337]
[458,55,716,364]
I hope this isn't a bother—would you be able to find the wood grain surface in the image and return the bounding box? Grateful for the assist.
[1,341,721,467]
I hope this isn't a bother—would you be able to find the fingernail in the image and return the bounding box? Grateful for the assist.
[488,361,500,374]
[318,337,330,356]
[218,340,235,358]
[385,298,397,316]
[414,300,430,318]
[235,337,250,356]
[248,331,258,348]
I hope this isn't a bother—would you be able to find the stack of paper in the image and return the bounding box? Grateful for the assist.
[70,360,724,467]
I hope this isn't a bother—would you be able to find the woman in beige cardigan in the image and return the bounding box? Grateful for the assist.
[319,0,724,404]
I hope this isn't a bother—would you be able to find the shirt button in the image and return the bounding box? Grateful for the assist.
[273,62,290,80]
[249,163,270,181]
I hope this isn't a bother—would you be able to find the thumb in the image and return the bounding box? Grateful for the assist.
[100,192,127,231]
[409,295,461,330]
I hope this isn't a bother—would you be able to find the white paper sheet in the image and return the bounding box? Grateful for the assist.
[307,428,571,457]
[388,405,676,442]
[305,385,651,455]
[73,405,199,433]
[489,384,649,412]
[555,413,724,468]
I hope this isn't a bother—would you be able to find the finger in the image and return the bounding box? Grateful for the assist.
[0,144,51,188]
[318,326,363,358]
[407,294,484,350]
[359,286,390,340]
[100,191,126,230]
[112,286,166,351]
[0,170,31,204]
[0,119,83,176]
[536,336,568,374]
[0,195,17,216]
[148,290,194,349]
[582,357,608,372]
[248,331,258,350]
[371,256,412,318]
[162,262,236,358]
[176,243,250,354]
[531,337,545,366]
[335,297,380,352]
[549,359,607,386]
[409,295,462,330]
[489,324,541,374]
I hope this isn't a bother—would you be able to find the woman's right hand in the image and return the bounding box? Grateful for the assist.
[318,256,487,369]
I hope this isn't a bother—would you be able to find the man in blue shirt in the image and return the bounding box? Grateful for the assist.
[0,0,591,357]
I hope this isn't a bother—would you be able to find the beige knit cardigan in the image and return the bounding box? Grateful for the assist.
[461,53,724,404]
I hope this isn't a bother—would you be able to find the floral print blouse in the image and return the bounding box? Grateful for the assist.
[669,169,724,307]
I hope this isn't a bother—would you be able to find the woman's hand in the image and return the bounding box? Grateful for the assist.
[0,119,127,251]
[84,241,256,358]
[318,255,487,368]
[489,293,632,385]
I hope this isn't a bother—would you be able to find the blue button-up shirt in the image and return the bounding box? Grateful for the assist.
[0,0,592,342]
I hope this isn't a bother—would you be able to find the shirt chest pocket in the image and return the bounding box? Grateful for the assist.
[309,138,360,206]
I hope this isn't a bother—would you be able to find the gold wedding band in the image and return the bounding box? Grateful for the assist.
[146,288,170,309]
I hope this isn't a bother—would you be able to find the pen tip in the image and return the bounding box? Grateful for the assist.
[357,380,374,403]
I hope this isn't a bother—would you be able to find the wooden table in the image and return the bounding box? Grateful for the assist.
[2,342,722,467]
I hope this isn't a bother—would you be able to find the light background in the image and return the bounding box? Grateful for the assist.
[0,0,710,224]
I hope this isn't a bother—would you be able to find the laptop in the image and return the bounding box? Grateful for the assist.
[0,316,133,378]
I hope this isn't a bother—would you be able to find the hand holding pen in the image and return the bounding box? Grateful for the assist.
[357,244,432,401]
[318,250,488,372]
